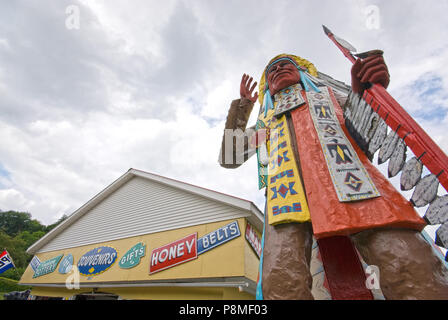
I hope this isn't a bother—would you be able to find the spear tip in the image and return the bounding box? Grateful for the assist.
[322,25,332,36]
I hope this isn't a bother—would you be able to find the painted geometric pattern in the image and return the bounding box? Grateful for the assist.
[256,94,311,225]
[306,87,380,202]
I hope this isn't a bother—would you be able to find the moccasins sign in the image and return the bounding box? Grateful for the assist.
[33,254,63,278]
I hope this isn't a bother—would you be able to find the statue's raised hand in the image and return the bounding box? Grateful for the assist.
[240,74,259,103]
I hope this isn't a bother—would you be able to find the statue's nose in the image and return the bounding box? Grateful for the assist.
[271,65,282,73]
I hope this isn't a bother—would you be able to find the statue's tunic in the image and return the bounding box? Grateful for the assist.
[243,85,425,239]
[288,86,425,238]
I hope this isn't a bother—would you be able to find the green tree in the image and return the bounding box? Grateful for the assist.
[0,211,45,236]
[1,211,68,281]
[45,214,68,232]
[1,231,28,269]
[0,267,25,281]
[0,231,13,249]
[16,230,46,249]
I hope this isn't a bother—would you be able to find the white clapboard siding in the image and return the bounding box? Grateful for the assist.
[37,176,251,253]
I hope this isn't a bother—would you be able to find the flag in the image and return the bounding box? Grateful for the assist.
[0,250,15,274]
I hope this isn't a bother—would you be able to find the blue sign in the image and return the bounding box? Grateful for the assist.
[58,254,74,274]
[30,255,41,272]
[197,221,241,255]
[77,246,117,276]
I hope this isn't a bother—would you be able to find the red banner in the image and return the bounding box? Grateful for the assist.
[149,233,198,274]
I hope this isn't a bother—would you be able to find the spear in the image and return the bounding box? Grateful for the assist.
[322,25,448,194]
[323,26,448,254]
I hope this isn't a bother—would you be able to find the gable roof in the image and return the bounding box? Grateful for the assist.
[27,168,264,255]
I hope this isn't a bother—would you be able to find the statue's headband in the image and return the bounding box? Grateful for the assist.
[265,57,307,76]
[258,54,318,104]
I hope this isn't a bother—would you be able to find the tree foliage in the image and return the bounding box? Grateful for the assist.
[0,210,67,280]
[0,211,45,236]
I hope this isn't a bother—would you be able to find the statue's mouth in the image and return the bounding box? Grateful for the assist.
[272,70,293,82]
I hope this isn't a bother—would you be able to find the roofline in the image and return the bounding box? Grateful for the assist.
[27,168,263,255]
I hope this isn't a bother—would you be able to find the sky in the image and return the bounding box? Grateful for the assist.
[0,0,447,249]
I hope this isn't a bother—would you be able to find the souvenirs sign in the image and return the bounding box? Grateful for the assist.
[245,222,262,258]
[119,242,146,269]
[33,254,63,278]
[306,87,380,202]
[77,246,118,276]
[58,254,74,274]
[150,233,197,274]
[197,221,241,255]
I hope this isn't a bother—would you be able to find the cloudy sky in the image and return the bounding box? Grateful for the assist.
[0,0,447,250]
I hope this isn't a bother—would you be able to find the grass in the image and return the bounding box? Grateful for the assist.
[0,277,31,300]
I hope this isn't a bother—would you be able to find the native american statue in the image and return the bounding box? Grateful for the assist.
[219,26,448,300]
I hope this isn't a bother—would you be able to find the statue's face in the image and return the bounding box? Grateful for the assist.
[266,60,301,95]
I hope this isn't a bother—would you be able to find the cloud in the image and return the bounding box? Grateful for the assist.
[0,189,35,213]
[0,1,110,124]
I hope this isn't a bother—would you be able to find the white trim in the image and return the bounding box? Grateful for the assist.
[22,281,251,289]
[22,278,257,295]
[27,169,263,255]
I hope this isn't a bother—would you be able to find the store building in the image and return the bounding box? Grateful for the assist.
[19,169,264,300]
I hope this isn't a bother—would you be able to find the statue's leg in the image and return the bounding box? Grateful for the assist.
[262,221,314,300]
[351,228,448,300]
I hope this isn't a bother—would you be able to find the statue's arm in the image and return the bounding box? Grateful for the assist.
[218,74,259,169]
[218,97,257,168]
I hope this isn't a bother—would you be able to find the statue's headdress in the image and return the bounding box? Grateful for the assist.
[258,54,319,107]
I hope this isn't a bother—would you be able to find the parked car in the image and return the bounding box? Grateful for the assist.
[4,289,30,300]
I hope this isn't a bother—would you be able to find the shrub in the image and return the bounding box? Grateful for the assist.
[0,277,30,293]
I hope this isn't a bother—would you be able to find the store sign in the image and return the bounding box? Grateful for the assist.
[150,233,197,274]
[33,254,63,278]
[245,222,262,258]
[58,254,74,274]
[77,246,117,276]
[119,242,146,269]
[30,255,41,272]
[197,221,241,255]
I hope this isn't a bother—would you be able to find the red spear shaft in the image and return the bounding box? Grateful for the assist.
[323,25,448,192]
